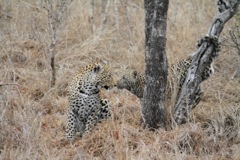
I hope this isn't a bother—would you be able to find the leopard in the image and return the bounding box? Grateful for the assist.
[115,56,214,112]
[116,35,220,111]
[66,60,115,142]
[170,56,214,108]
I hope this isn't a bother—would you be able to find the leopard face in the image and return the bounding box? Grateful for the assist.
[116,68,145,98]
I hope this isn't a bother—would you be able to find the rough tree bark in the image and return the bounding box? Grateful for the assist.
[142,0,169,129]
[174,0,240,125]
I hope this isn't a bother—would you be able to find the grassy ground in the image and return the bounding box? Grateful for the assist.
[0,0,240,159]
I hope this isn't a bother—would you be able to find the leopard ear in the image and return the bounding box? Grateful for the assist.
[132,70,138,78]
[93,58,108,65]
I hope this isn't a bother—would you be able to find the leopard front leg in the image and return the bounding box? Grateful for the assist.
[97,99,111,120]
[83,109,98,137]
[66,108,76,142]
[83,99,111,137]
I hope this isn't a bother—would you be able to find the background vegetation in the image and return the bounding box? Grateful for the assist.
[0,0,240,159]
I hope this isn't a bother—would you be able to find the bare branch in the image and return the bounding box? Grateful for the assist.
[100,0,110,28]
[0,83,18,87]
[41,0,72,87]
[89,0,95,33]
[114,0,119,29]
[121,0,132,37]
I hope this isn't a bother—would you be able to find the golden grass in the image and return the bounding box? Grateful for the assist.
[0,0,240,159]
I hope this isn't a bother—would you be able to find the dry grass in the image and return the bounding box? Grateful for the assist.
[0,0,240,159]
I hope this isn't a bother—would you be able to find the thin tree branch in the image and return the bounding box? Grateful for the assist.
[114,0,119,30]
[89,0,95,33]
[100,0,110,29]
[42,0,72,87]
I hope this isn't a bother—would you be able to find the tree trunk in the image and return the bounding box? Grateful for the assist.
[174,0,240,124]
[142,0,169,129]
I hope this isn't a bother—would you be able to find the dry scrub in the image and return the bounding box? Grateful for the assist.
[0,0,240,159]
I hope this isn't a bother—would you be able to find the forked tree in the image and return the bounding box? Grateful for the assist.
[142,0,240,129]
[174,0,240,124]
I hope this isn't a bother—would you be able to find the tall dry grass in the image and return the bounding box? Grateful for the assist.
[0,0,240,159]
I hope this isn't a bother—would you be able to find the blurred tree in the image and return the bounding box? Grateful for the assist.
[142,0,169,129]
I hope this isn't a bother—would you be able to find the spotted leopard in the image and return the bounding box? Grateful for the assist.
[66,60,114,141]
[116,56,214,109]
